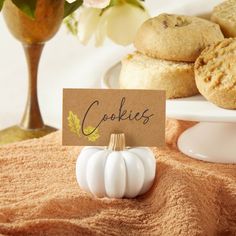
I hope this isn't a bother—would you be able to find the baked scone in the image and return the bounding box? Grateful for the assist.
[119,52,199,99]
[211,0,236,37]
[195,38,236,109]
[134,14,224,62]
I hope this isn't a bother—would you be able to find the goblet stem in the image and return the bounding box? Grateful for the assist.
[20,43,44,130]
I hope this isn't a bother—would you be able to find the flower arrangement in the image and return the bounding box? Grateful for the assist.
[66,0,149,46]
[0,0,149,46]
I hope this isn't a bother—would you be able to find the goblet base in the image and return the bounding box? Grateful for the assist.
[0,125,57,145]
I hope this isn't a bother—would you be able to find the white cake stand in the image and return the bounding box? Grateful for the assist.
[101,63,236,164]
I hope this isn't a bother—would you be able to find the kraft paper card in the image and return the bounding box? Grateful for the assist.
[63,89,165,147]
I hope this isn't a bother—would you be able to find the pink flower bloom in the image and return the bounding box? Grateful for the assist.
[83,0,110,9]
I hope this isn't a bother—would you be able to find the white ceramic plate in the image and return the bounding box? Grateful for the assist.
[101,62,236,123]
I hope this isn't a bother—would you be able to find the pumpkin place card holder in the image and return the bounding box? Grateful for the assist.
[62,89,166,199]
[76,133,157,198]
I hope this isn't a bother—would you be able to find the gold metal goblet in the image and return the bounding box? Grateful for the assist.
[0,0,64,145]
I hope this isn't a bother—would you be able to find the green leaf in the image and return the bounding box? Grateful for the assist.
[84,126,100,142]
[110,0,145,8]
[125,0,145,10]
[109,0,120,7]
[0,0,5,11]
[64,13,78,36]
[64,0,83,18]
[67,111,81,137]
[11,0,37,19]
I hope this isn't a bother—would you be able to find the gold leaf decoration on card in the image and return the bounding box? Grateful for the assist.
[84,126,100,142]
[67,111,100,142]
[67,111,81,137]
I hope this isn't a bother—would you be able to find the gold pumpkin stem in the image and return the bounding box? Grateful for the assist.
[108,133,126,151]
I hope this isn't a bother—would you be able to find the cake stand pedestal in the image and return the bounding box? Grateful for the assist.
[177,122,236,163]
[167,95,236,164]
[102,62,236,164]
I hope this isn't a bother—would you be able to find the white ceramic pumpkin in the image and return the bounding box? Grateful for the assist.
[76,133,156,198]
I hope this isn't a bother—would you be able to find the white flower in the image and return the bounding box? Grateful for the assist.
[77,8,101,45]
[78,2,149,46]
[83,0,110,9]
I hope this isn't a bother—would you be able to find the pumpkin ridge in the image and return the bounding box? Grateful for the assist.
[121,151,145,198]
[128,148,156,195]
[105,152,126,198]
[103,150,111,197]
[120,151,128,197]
[86,150,109,197]
[127,149,145,195]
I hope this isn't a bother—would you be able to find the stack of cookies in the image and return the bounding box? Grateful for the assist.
[193,0,236,110]
[119,13,224,99]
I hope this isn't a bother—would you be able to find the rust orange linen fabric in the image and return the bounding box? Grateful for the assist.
[0,119,235,236]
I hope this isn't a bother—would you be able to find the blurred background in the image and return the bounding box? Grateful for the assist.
[0,0,222,129]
